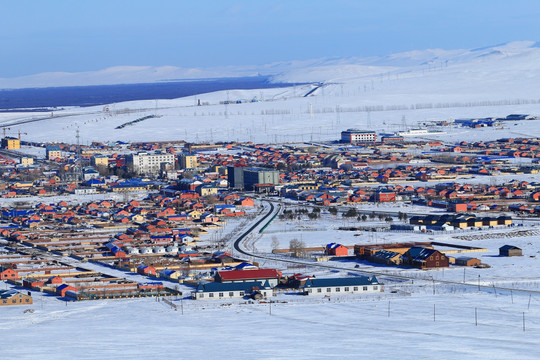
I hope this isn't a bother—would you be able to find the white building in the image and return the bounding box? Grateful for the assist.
[302,276,382,295]
[341,129,377,143]
[127,151,176,175]
[74,187,97,195]
[397,128,429,136]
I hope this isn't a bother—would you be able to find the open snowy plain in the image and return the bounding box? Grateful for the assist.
[1,287,539,360]
[1,41,540,145]
[2,41,540,359]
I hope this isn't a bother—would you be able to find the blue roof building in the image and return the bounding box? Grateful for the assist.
[192,280,272,300]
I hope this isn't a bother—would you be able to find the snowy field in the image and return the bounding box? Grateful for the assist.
[1,285,539,360]
[249,206,540,286]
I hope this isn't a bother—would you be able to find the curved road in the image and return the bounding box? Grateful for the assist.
[233,201,276,256]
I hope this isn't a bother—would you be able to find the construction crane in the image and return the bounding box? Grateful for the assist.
[2,128,27,140]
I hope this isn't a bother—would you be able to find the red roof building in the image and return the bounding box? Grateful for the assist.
[215,268,282,287]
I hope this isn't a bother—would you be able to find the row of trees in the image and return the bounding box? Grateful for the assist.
[279,206,409,223]
[328,207,409,222]
[271,237,308,258]
[279,207,321,221]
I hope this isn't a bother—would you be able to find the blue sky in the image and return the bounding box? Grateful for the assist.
[1,0,539,77]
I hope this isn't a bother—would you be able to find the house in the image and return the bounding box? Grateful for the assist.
[192,280,273,300]
[215,268,282,287]
[200,213,219,223]
[481,217,498,227]
[0,290,33,306]
[402,247,449,269]
[137,264,157,276]
[325,243,349,256]
[0,267,18,280]
[369,250,402,265]
[301,276,382,295]
[374,189,396,202]
[499,245,522,257]
[449,203,467,212]
[46,145,62,160]
[47,276,63,285]
[159,269,182,280]
[236,197,255,207]
[497,216,513,226]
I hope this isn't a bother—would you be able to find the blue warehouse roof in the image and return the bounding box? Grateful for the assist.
[303,276,379,288]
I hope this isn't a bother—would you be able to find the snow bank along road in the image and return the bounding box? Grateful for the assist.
[232,200,540,295]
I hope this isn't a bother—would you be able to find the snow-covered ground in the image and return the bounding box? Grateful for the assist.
[255,212,540,285]
[1,284,539,360]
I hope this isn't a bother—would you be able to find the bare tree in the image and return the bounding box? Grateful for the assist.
[271,236,280,252]
[289,238,307,258]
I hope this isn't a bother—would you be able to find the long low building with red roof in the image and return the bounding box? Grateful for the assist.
[215,268,282,287]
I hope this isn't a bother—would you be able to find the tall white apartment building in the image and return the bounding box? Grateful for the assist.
[127,151,176,175]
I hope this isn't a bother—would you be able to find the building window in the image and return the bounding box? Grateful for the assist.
[344,287,350,292]
[200,294,204,298]
[229,292,234,297]
[239,292,244,296]
[353,287,358,291]
[308,289,312,293]
[317,288,322,293]
[373,286,378,290]
[326,288,331,292]
[209,293,214,298]
[363,286,368,291]
[336,288,340,292]
[219,293,223,297]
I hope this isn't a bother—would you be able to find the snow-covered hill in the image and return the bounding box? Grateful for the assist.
[2,40,540,144]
